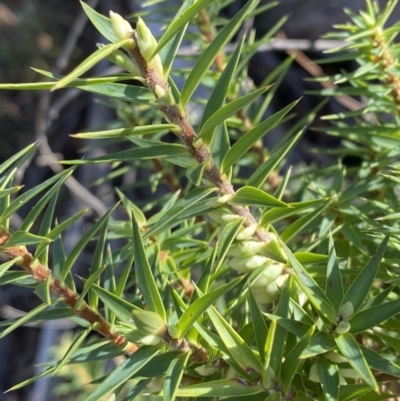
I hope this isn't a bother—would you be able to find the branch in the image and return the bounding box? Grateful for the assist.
[0,230,139,355]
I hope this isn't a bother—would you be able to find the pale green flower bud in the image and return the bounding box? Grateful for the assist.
[141,334,163,345]
[251,263,284,287]
[324,351,348,364]
[108,49,140,75]
[132,310,167,336]
[309,363,320,383]
[209,209,241,224]
[338,301,354,321]
[335,320,351,334]
[339,368,360,379]
[217,194,233,204]
[195,365,218,376]
[236,224,258,241]
[227,241,265,257]
[109,11,135,49]
[228,255,269,273]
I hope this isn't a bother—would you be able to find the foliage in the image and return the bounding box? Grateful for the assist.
[1,0,400,400]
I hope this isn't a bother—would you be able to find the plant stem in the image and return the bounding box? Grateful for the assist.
[128,33,270,243]
[0,230,138,355]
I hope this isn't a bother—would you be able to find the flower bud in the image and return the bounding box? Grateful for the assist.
[335,320,351,334]
[228,255,270,273]
[132,310,167,336]
[251,263,284,287]
[309,363,320,383]
[227,241,265,258]
[236,224,258,241]
[324,351,348,364]
[195,365,218,376]
[339,368,360,379]
[136,17,164,77]
[141,334,163,345]
[217,194,233,204]
[109,11,135,49]
[338,301,354,321]
[108,49,140,75]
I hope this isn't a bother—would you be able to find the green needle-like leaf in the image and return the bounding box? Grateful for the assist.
[199,86,269,146]
[52,39,133,91]
[176,277,243,339]
[230,186,288,208]
[335,333,378,391]
[132,213,166,321]
[200,37,245,130]
[317,357,339,401]
[340,234,389,314]
[163,352,190,401]
[281,241,336,323]
[172,379,265,397]
[83,345,159,401]
[180,0,257,108]
[80,1,118,43]
[222,100,299,173]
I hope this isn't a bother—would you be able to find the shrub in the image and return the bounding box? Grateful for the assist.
[1,0,400,400]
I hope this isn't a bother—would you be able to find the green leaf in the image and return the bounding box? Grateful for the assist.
[350,299,400,333]
[176,277,243,339]
[20,168,74,232]
[80,1,119,43]
[36,276,52,305]
[335,333,378,391]
[1,231,52,248]
[144,187,215,238]
[230,186,288,208]
[200,37,244,130]
[132,213,166,321]
[0,143,37,175]
[62,144,188,165]
[186,160,209,186]
[0,169,73,224]
[172,379,265,397]
[280,200,332,243]
[326,235,344,312]
[249,289,268,363]
[215,219,244,271]
[206,300,263,374]
[281,241,336,323]
[0,302,49,339]
[83,345,159,401]
[340,235,389,314]
[91,284,140,322]
[0,259,19,278]
[199,86,269,146]
[247,129,303,188]
[265,314,311,338]
[151,0,214,58]
[34,209,88,261]
[269,275,290,375]
[260,199,329,226]
[52,39,133,91]
[180,0,257,108]
[72,124,179,139]
[300,331,335,358]
[281,325,315,390]
[317,357,339,401]
[60,204,117,282]
[361,345,400,378]
[222,100,299,173]
[163,352,191,401]
[53,326,92,375]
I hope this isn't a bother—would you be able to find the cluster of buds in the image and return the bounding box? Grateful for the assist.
[109,11,164,81]
[207,196,288,306]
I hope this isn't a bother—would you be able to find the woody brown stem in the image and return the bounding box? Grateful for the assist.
[128,34,270,243]
[0,230,138,355]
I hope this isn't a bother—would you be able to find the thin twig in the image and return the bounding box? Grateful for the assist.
[0,230,138,355]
